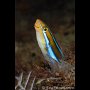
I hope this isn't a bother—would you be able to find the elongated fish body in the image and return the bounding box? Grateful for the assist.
[34,19,74,73]
[34,19,64,64]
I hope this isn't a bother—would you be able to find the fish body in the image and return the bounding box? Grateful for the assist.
[34,19,64,64]
[34,19,74,76]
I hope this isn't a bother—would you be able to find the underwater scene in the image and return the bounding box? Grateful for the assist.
[15,0,75,90]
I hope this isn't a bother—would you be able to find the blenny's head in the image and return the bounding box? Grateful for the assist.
[34,19,49,56]
[34,19,49,33]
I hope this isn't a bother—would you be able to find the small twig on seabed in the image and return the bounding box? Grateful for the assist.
[15,72,24,90]
[15,71,36,90]
[29,76,36,90]
[24,72,32,89]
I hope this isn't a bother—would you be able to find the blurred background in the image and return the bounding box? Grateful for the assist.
[15,0,75,88]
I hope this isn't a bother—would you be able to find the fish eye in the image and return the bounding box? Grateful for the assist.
[44,27,47,31]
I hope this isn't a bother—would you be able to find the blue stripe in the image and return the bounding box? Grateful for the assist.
[43,31,60,63]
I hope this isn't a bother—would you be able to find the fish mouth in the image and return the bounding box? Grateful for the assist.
[34,19,44,32]
[34,24,39,28]
[34,19,41,28]
[34,23,40,32]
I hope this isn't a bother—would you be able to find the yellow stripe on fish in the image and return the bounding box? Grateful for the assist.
[34,19,64,64]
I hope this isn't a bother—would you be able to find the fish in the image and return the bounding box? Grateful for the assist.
[34,19,74,73]
[34,19,64,63]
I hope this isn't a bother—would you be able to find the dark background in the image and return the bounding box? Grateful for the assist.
[15,0,75,42]
[15,0,75,89]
